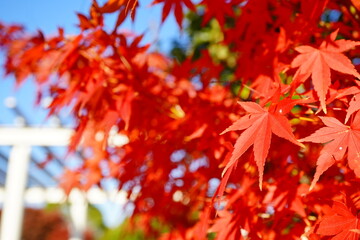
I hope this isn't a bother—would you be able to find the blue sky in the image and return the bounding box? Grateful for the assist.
[0,0,183,227]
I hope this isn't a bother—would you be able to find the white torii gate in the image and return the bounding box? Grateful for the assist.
[0,127,87,240]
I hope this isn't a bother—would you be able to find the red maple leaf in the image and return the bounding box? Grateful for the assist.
[315,201,360,240]
[152,0,195,27]
[346,92,360,123]
[291,30,360,113]
[300,114,360,190]
[98,0,138,30]
[199,0,236,26]
[264,179,308,217]
[221,101,303,189]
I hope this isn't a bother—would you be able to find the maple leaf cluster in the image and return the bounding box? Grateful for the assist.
[1,0,360,239]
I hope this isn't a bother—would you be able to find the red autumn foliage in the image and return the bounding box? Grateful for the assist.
[1,0,360,239]
[0,208,70,240]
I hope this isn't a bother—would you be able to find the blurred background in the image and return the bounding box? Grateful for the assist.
[0,0,182,239]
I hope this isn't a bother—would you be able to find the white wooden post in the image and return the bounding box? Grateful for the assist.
[0,145,31,240]
[69,189,88,240]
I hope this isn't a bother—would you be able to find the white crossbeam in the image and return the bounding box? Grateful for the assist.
[0,187,128,205]
[0,127,74,146]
